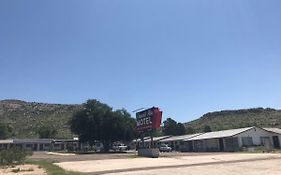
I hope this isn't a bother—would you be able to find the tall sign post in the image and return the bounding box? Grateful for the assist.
[136,107,162,158]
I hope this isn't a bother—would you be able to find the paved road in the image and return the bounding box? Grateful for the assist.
[86,156,281,175]
[102,157,281,175]
[55,153,281,175]
[29,151,227,162]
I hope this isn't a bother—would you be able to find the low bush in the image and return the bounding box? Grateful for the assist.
[11,168,20,173]
[26,160,84,175]
[0,148,32,166]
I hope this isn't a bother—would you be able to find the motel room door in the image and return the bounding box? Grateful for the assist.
[272,136,280,149]
[219,138,224,151]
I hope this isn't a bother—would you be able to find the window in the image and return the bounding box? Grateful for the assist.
[260,137,270,146]
[242,137,253,147]
[25,144,32,148]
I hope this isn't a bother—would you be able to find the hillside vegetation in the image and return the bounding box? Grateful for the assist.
[185,108,281,132]
[1,99,281,138]
[0,100,81,138]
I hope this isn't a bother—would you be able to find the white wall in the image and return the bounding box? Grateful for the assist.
[236,127,274,147]
[205,139,219,151]
[268,132,281,148]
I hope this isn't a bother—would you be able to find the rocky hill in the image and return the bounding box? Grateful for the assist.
[2,99,281,138]
[0,100,81,139]
[185,108,281,132]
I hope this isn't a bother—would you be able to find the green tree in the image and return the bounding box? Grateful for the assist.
[0,123,10,139]
[185,126,195,134]
[37,126,57,139]
[70,99,136,152]
[177,123,186,135]
[163,118,186,136]
[152,128,164,137]
[203,125,212,132]
[163,118,178,135]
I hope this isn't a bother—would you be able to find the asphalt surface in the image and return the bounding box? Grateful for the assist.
[29,151,228,162]
[30,152,281,175]
[85,156,281,175]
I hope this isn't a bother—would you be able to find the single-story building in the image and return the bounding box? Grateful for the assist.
[0,138,79,151]
[52,139,79,151]
[159,133,202,151]
[0,139,53,151]
[185,126,280,152]
[263,128,281,149]
[130,126,281,152]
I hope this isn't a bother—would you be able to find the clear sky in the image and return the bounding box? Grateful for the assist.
[1,0,281,123]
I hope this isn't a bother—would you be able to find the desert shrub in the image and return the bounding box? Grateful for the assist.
[0,148,32,166]
[26,167,34,171]
[11,168,20,173]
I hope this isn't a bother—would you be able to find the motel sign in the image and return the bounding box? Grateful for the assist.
[136,107,162,132]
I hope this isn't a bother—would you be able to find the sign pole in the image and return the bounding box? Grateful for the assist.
[150,130,153,148]
[136,107,162,158]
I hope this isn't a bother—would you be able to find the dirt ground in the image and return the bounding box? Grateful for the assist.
[0,164,46,175]
[104,158,281,175]
[55,153,281,175]
[29,151,137,162]
[29,151,227,162]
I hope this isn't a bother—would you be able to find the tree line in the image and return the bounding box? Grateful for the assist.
[67,99,214,152]
[0,99,213,152]
[69,99,136,151]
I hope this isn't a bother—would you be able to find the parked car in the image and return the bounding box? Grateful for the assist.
[112,143,127,152]
[159,144,172,152]
[93,142,104,152]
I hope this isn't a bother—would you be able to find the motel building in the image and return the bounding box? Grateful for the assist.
[183,126,281,152]
[135,126,281,152]
[263,128,281,148]
[1,127,281,153]
[0,138,79,151]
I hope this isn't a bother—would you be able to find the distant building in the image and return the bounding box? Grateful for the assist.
[0,138,79,151]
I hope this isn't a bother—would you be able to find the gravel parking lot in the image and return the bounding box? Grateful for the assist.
[54,153,281,175]
[29,151,136,162]
[29,151,226,162]
[104,158,281,175]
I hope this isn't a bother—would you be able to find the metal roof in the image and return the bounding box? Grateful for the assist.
[133,136,151,143]
[144,135,172,142]
[0,139,78,144]
[13,139,53,144]
[160,133,202,142]
[187,127,254,141]
[0,139,13,144]
[263,128,281,134]
[54,139,79,143]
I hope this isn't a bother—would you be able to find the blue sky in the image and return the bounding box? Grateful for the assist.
[0,0,281,122]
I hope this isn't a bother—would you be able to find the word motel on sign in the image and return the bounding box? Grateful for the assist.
[137,117,152,127]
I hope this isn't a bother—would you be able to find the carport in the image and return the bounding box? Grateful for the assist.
[159,133,202,151]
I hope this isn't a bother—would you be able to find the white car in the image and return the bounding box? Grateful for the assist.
[112,143,127,152]
[159,144,172,152]
[93,142,104,152]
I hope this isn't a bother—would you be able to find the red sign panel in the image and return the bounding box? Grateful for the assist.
[136,107,162,132]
